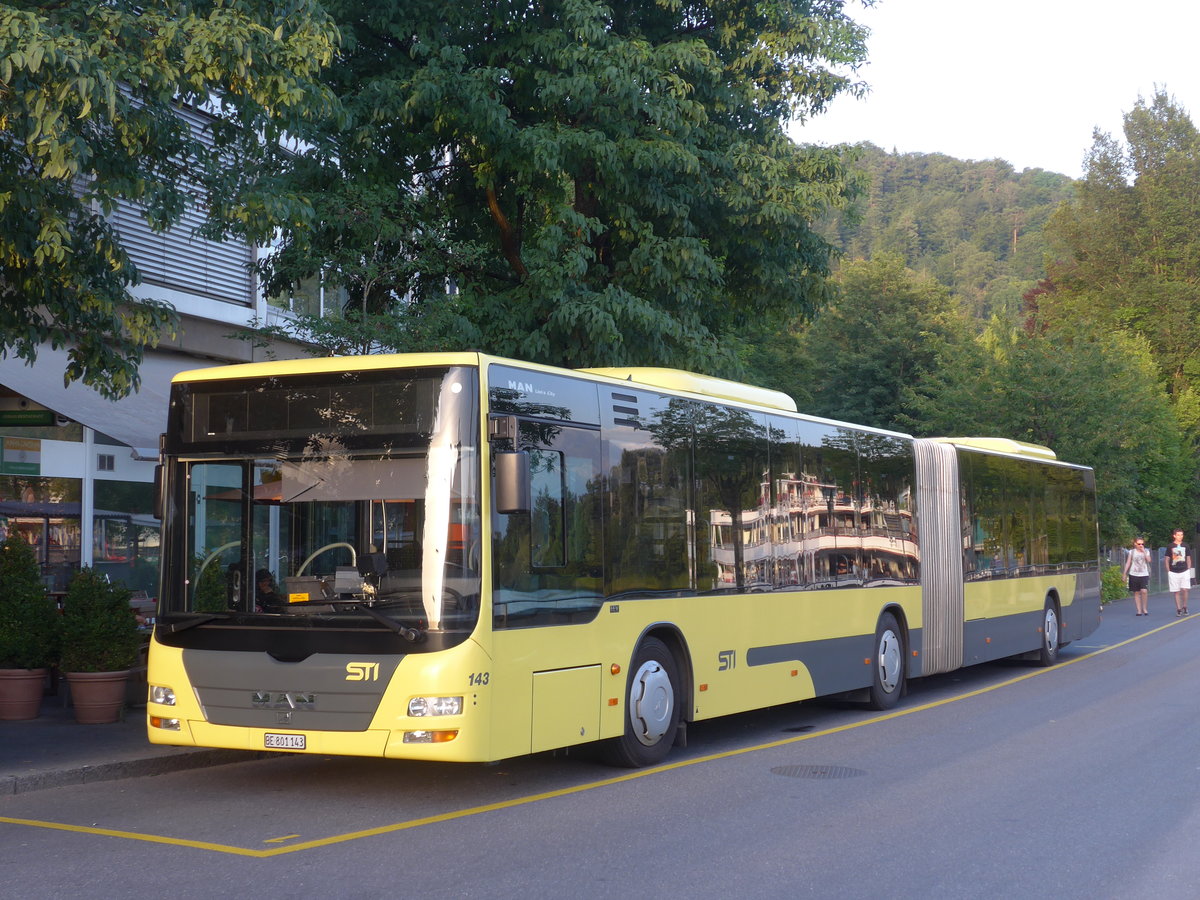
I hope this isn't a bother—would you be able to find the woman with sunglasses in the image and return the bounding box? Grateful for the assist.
[1124,537,1152,616]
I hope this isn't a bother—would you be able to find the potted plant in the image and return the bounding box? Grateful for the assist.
[60,567,141,724]
[0,535,60,720]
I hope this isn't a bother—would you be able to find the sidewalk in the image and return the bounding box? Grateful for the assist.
[0,692,268,796]
[0,594,1184,795]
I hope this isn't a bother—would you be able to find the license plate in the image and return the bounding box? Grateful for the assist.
[264,733,306,750]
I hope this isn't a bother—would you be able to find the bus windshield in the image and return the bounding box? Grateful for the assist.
[159,367,480,638]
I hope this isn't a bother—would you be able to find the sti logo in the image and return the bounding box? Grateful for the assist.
[718,650,736,671]
[345,662,380,682]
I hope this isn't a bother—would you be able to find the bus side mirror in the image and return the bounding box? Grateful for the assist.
[495,451,530,514]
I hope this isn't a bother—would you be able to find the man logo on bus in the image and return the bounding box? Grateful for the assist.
[346,662,380,682]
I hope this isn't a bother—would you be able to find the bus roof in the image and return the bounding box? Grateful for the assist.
[170,352,485,384]
[578,367,798,412]
[170,353,801,413]
[934,437,1058,460]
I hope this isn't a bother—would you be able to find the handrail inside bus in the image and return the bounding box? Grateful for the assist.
[296,542,358,576]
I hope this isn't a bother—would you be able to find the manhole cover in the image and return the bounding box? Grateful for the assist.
[770,765,866,779]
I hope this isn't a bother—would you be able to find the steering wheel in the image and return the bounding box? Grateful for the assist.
[296,542,358,576]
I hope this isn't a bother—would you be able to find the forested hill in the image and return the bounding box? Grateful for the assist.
[820,144,1075,320]
[748,117,1200,544]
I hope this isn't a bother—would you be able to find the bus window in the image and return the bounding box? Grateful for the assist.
[492,422,602,627]
[530,449,565,568]
[604,391,693,597]
[857,434,917,585]
[690,403,769,593]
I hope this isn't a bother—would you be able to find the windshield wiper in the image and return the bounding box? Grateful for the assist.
[161,612,232,634]
[351,602,426,643]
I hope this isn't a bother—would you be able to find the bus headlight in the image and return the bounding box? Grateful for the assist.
[150,685,177,706]
[407,696,463,717]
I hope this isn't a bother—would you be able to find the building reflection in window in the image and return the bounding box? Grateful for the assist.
[602,394,919,597]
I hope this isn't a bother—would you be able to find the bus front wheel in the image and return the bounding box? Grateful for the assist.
[868,612,906,710]
[602,637,681,768]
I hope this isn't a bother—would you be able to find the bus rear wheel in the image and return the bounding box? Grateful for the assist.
[1037,598,1060,666]
[867,612,905,710]
[601,637,681,768]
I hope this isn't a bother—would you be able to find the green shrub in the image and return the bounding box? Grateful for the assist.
[1101,565,1127,604]
[193,554,229,613]
[59,567,141,673]
[0,535,60,669]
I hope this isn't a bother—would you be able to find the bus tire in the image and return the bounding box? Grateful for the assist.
[867,612,905,711]
[601,637,681,768]
[1037,598,1060,667]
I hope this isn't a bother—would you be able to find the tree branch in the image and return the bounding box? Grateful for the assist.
[486,185,527,278]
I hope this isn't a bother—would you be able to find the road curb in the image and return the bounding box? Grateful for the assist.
[1,749,278,796]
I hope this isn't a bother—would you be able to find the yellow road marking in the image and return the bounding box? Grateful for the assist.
[0,616,1180,857]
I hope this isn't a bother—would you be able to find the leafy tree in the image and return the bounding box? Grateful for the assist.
[903,320,1194,544]
[243,306,479,358]
[745,254,969,430]
[0,0,338,397]
[731,315,818,412]
[261,0,871,373]
[1043,89,1200,391]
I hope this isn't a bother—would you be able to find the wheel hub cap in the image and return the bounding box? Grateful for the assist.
[630,660,673,746]
[878,629,901,693]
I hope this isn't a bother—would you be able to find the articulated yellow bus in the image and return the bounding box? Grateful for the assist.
[147,352,1100,766]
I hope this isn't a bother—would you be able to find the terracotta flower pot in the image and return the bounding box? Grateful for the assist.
[65,670,131,724]
[0,668,47,720]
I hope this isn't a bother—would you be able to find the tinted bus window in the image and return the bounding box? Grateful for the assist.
[691,403,770,592]
[603,391,694,597]
[492,421,603,627]
[857,433,918,585]
[768,415,804,589]
[796,421,861,588]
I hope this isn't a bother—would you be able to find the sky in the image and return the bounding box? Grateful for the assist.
[790,0,1200,178]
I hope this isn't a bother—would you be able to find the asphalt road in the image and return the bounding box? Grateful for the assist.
[2,603,1197,900]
